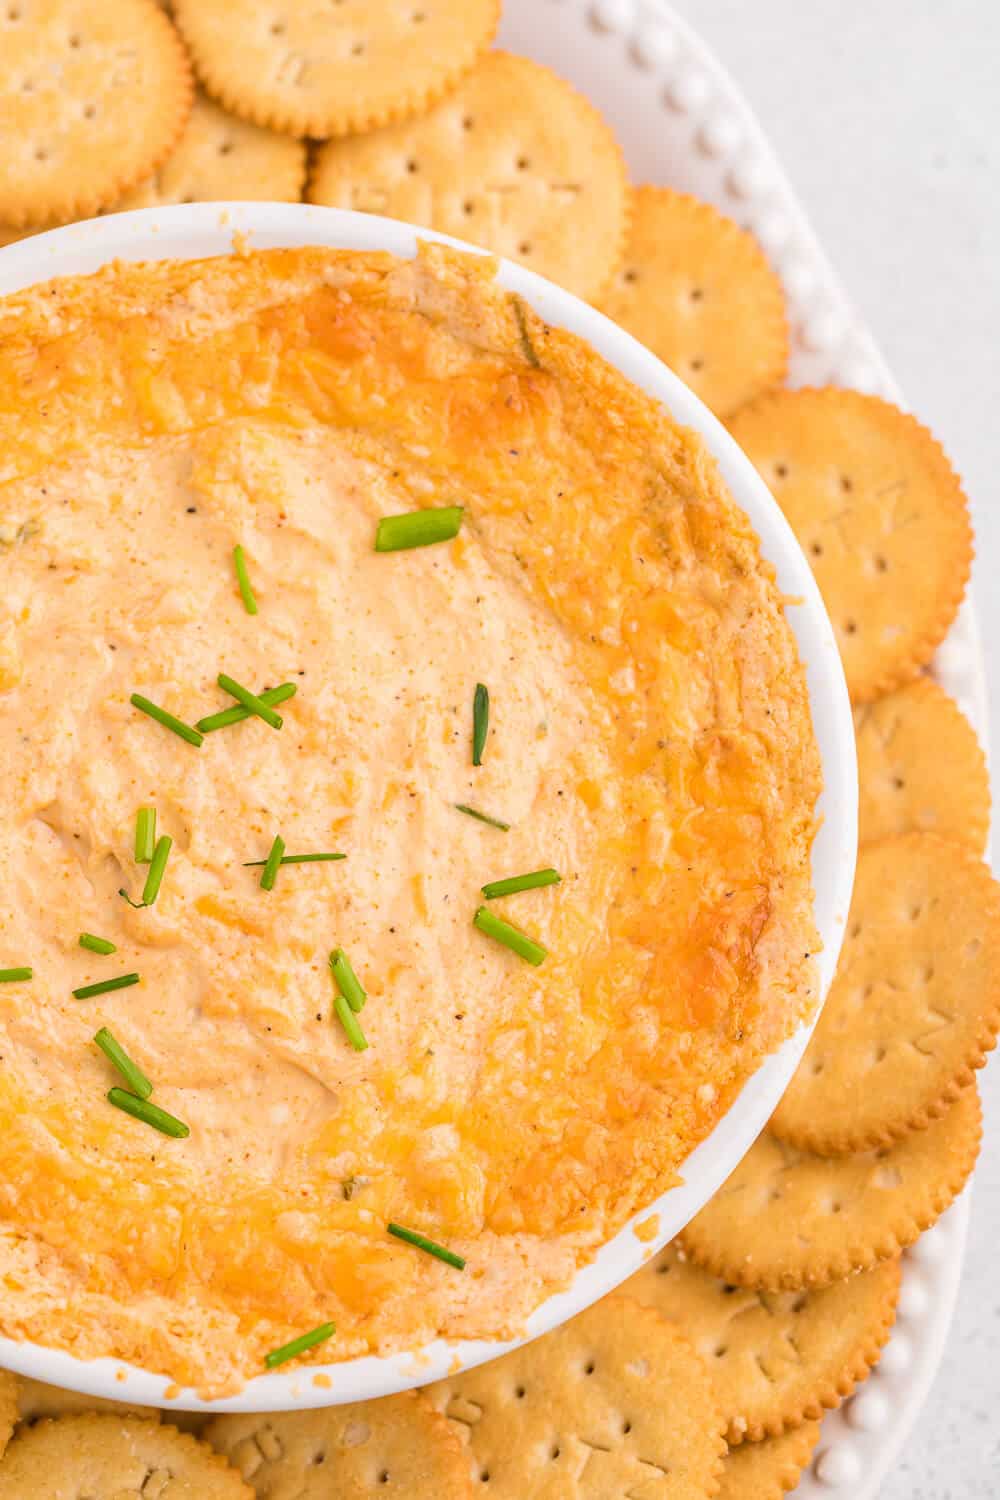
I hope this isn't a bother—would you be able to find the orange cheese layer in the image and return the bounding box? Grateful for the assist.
[0,245,820,1393]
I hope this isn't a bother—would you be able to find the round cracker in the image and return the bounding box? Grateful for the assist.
[717,1423,822,1500]
[854,677,989,852]
[624,1241,899,1444]
[599,187,788,418]
[205,1390,470,1499]
[0,1414,252,1498]
[172,0,499,140]
[727,389,972,703]
[425,1295,726,1499]
[0,1373,16,1460]
[772,833,1000,1153]
[116,93,306,209]
[681,1085,981,1290]
[309,51,629,302]
[0,0,193,228]
[16,1375,160,1425]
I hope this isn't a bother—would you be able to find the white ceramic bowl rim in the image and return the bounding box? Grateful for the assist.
[0,203,857,1410]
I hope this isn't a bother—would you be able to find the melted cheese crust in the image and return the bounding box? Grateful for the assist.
[0,245,820,1393]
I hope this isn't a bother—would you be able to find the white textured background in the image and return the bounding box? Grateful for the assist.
[666,3,1000,1494]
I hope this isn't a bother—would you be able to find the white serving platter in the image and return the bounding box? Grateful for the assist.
[495,0,989,1492]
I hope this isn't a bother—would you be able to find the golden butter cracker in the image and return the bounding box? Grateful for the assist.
[173,0,499,139]
[599,188,788,418]
[0,1374,15,1459]
[16,1375,160,1425]
[117,93,306,209]
[0,0,193,227]
[854,677,989,851]
[0,1414,252,1498]
[205,1390,472,1499]
[425,1295,726,1499]
[772,833,1000,1152]
[624,1242,899,1444]
[309,51,629,302]
[681,1086,981,1290]
[728,389,972,703]
[717,1423,822,1500]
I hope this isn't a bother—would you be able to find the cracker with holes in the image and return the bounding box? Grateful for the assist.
[772,832,1000,1152]
[15,1375,160,1426]
[309,51,629,301]
[0,0,192,227]
[0,1373,16,1461]
[728,389,972,703]
[172,0,499,139]
[0,1414,252,1498]
[116,92,306,209]
[425,1295,726,1498]
[681,1085,980,1290]
[599,188,788,418]
[624,1241,899,1444]
[854,677,989,851]
[717,1422,822,1500]
[204,1391,472,1499]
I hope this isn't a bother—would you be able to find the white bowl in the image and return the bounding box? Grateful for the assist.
[0,203,857,1411]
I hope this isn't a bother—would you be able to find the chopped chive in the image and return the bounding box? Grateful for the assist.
[73,972,140,1000]
[265,1321,336,1369]
[142,835,173,906]
[482,868,562,900]
[217,673,283,730]
[243,852,346,867]
[134,807,156,864]
[118,889,145,909]
[472,682,489,767]
[94,1027,152,1100]
[233,544,258,615]
[79,933,117,956]
[197,682,296,734]
[108,1087,189,1138]
[334,993,368,1051]
[0,967,31,983]
[473,906,547,966]
[512,295,541,368]
[387,1222,466,1270]
[130,694,203,747]
[454,803,511,831]
[329,948,366,1013]
[260,834,285,892]
[375,505,463,552]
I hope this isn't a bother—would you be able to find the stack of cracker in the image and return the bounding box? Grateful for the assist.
[0,2,996,1497]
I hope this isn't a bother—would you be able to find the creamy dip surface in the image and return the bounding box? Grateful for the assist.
[0,244,820,1393]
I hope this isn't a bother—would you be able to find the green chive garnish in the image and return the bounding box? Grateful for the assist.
[265,1321,336,1369]
[260,835,286,891]
[473,906,547,966]
[329,948,366,1013]
[243,852,345,867]
[481,868,562,900]
[135,807,156,864]
[130,694,203,747]
[0,968,31,983]
[197,682,296,734]
[472,682,489,767]
[73,972,140,1000]
[387,1222,466,1270]
[108,1087,189,1138]
[334,994,368,1051]
[454,803,511,831]
[375,505,463,552]
[142,835,173,906]
[233,544,258,615]
[217,673,283,730]
[94,1027,152,1100]
[79,933,117,956]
